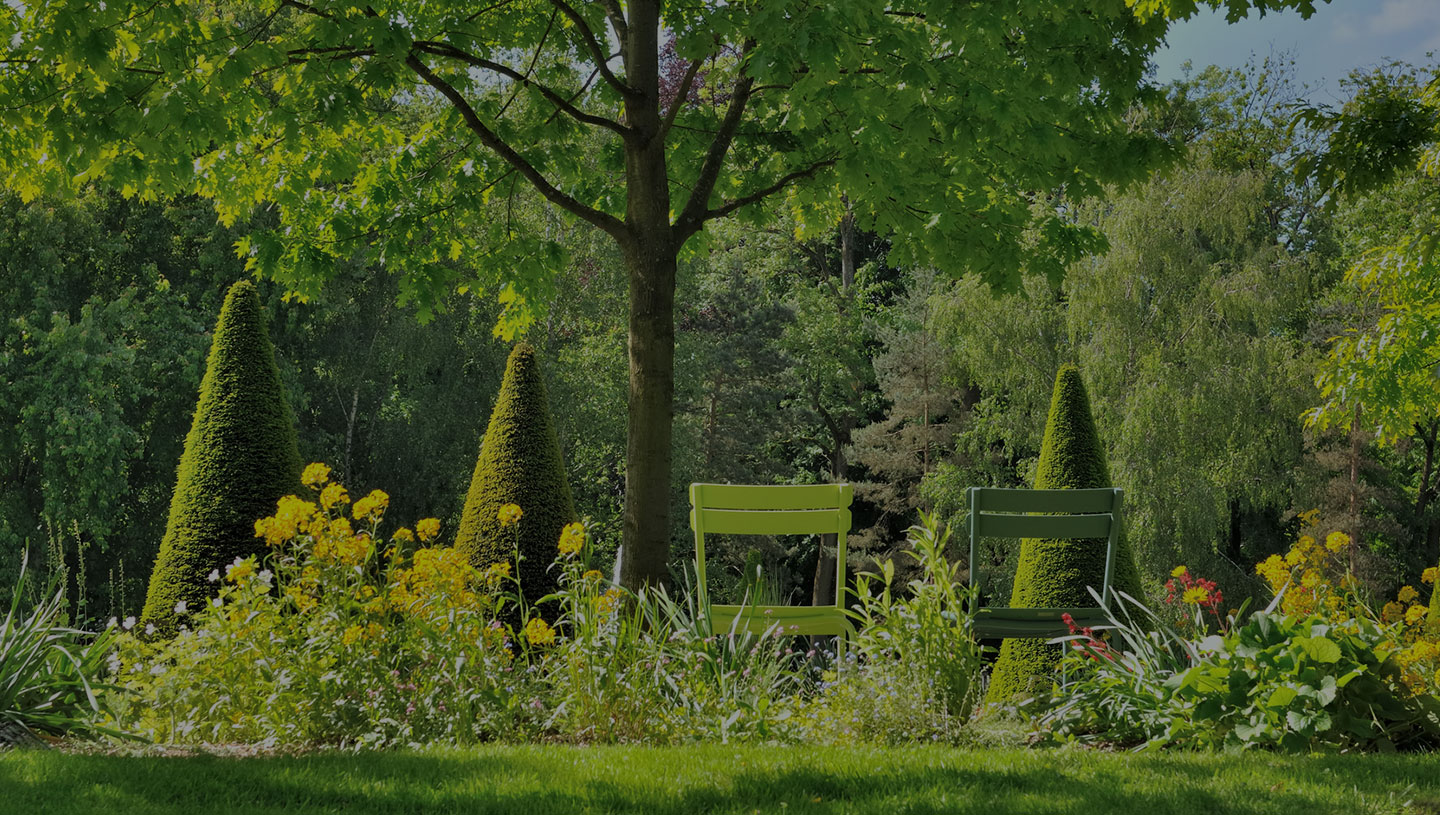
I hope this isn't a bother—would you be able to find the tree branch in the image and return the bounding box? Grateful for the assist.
[413,40,628,135]
[699,157,839,225]
[673,43,756,241]
[405,51,627,241]
[549,0,636,97]
[659,56,702,141]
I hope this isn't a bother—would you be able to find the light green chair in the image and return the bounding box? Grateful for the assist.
[967,486,1123,639]
[690,483,854,640]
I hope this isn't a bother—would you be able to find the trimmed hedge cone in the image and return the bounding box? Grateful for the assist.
[454,343,576,607]
[140,280,302,635]
[985,364,1142,702]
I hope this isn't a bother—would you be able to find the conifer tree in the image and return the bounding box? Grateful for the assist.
[140,280,301,634]
[455,344,576,606]
[985,364,1141,702]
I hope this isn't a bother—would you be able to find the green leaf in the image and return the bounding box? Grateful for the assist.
[1296,636,1342,664]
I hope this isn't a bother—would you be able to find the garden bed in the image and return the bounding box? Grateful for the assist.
[4,744,1437,815]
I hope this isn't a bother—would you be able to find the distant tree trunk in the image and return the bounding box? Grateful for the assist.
[813,206,856,608]
[1227,498,1243,563]
[1417,419,1439,563]
[1350,407,1363,571]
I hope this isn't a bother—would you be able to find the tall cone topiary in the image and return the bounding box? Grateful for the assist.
[985,364,1142,703]
[455,343,576,606]
[141,280,302,635]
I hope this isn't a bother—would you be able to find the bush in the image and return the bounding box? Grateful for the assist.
[2,555,121,745]
[140,280,301,635]
[454,344,576,610]
[110,468,812,747]
[986,363,1142,703]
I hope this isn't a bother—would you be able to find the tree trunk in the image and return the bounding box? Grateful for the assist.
[1417,419,1438,563]
[617,1,676,589]
[1227,498,1243,563]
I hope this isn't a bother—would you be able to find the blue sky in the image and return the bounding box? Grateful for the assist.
[1152,0,1439,102]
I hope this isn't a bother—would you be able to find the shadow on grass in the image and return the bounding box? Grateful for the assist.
[3,746,1438,815]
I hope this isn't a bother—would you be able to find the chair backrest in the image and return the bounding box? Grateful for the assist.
[966,487,1123,607]
[690,483,853,608]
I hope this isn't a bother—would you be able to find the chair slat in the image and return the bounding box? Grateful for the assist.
[692,483,853,510]
[974,512,1111,540]
[697,508,850,535]
[973,607,1109,639]
[971,487,1116,514]
[710,605,854,637]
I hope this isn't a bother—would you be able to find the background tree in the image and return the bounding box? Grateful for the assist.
[0,0,1316,588]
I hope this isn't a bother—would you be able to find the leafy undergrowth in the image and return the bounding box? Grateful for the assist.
[3,745,1439,815]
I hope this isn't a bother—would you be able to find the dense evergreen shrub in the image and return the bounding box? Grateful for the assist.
[455,344,576,606]
[985,364,1141,702]
[139,281,301,635]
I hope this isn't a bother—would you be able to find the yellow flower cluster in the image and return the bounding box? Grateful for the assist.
[524,617,556,646]
[353,489,390,521]
[416,517,441,541]
[301,462,332,487]
[254,495,320,547]
[558,522,586,556]
[1255,530,1355,619]
[341,622,384,647]
[320,483,349,510]
[497,503,523,527]
[389,547,479,611]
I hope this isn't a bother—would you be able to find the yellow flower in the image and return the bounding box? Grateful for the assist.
[226,559,256,584]
[1301,570,1321,589]
[301,462,332,487]
[1399,585,1421,604]
[342,625,364,646]
[583,569,603,582]
[524,617,557,647]
[1424,567,1439,585]
[484,560,512,586]
[393,527,416,544]
[416,518,441,541]
[1285,547,1305,567]
[558,522,586,556]
[320,483,350,509]
[353,489,390,520]
[1325,531,1350,553]
[1406,605,1428,626]
[497,503,523,527]
[1171,565,1187,578]
[1256,554,1289,588]
[1181,586,1209,605]
[1383,601,1406,624]
[596,587,623,615]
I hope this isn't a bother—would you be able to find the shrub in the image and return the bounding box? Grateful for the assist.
[140,280,301,635]
[986,364,1141,702]
[454,344,576,609]
[2,555,121,745]
[110,469,812,747]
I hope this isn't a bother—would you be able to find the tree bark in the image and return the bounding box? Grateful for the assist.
[1417,419,1438,563]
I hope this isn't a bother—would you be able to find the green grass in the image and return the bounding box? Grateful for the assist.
[4,745,1439,814]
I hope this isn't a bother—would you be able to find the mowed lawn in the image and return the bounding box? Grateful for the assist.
[5,744,1440,815]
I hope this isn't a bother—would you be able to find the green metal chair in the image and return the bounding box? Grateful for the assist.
[690,483,854,640]
[967,486,1123,639]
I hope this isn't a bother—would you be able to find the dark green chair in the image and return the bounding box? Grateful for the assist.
[967,487,1123,639]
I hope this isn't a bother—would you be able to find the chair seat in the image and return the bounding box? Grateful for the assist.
[972,606,1108,639]
[710,604,854,637]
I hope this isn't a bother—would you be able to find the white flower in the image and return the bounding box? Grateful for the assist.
[174,600,188,614]
[145,623,156,635]
[211,597,223,608]
[257,569,273,585]
[207,569,221,583]
[107,616,118,629]
[122,616,136,630]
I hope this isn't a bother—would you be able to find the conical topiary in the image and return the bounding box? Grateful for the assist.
[140,280,302,635]
[985,364,1142,702]
[454,343,576,607]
